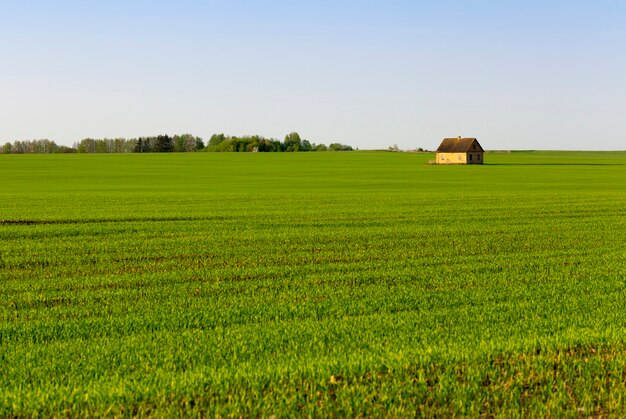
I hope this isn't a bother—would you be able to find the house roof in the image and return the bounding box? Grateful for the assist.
[436,137,484,153]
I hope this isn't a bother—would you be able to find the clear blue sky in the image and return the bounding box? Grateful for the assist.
[2,1,625,150]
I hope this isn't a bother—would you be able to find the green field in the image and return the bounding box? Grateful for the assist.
[1,151,626,416]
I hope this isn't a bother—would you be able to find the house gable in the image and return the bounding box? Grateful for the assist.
[468,139,484,153]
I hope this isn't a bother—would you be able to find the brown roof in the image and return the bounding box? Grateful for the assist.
[436,137,484,153]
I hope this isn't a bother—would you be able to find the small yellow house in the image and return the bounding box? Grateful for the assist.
[435,137,484,164]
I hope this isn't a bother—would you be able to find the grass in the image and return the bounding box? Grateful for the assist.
[1,151,626,416]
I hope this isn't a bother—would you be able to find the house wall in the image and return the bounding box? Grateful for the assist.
[467,152,484,165]
[436,152,467,164]
[436,152,484,164]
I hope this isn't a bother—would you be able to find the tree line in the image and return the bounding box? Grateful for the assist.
[1,139,75,154]
[206,132,353,152]
[1,132,353,154]
[75,134,204,153]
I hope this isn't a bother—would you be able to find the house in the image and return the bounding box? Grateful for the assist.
[435,137,484,164]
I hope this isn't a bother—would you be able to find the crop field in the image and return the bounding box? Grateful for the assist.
[1,150,626,416]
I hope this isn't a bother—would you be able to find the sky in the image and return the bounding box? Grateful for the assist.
[1,0,625,150]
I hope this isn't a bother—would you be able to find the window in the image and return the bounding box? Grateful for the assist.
[477,154,481,161]
[469,154,473,161]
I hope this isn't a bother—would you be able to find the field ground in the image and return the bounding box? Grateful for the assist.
[1,151,626,416]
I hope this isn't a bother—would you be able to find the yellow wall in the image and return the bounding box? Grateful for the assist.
[436,152,466,164]
[436,152,483,164]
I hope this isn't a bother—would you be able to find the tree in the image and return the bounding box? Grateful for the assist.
[329,143,353,151]
[195,137,205,151]
[208,133,226,148]
[135,137,155,152]
[154,135,172,152]
[134,138,145,153]
[56,145,76,154]
[172,135,185,152]
[78,138,96,153]
[95,140,108,153]
[257,138,281,152]
[300,139,312,152]
[113,138,124,153]
[125,139,138,153]
[2,142,12,154]
[201,132,353,153]
[283,132,302,152]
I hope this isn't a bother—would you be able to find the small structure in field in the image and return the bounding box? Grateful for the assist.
[435,137,484,164]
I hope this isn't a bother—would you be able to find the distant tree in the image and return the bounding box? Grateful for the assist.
[208,133,226,148]
[201,132,353,153]
[113,138,126,153]
[78,138,96,153]
[328,143,352,151]
[195,137,205,151]
[11,141,24,154]
[55,145,77,154]
[135,137,156,153]
[42,139,58,153]
[300,139,312,152]
[283,132,302,152]
[170,134,199,152]
[95,140,108,153]
[207,135,263,152]
[172,135,185,152]
[208,137,236,152]
[144,137,156,152]
[1,139,61,154]
[134,138,145,153]
[257,137,281,152]
[154,135,172,152]
[237,140,248,152]
[124,139,138,153]
[328,143,353,151]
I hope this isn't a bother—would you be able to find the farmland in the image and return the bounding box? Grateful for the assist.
[1,151,626,416]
